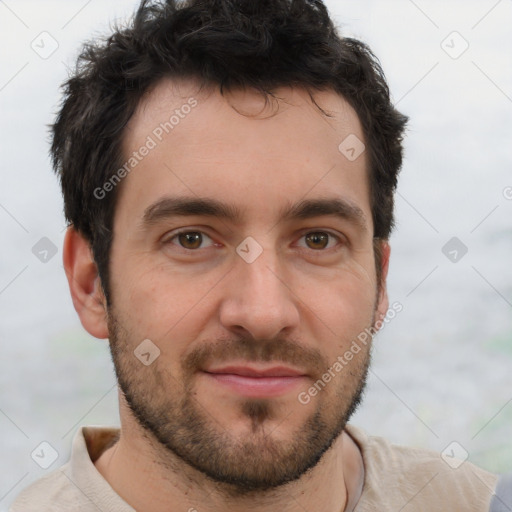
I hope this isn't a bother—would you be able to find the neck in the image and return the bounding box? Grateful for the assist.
[94,419,362,512]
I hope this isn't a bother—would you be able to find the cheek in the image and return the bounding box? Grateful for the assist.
[324,279,375,329]
[293,258,377,346]
[110,258,219,349]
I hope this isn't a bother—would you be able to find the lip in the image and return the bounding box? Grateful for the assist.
[201,365,308,398]
[203,365,306,378]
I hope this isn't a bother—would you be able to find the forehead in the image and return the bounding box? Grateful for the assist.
[117,77,371,231]
[127,78,363,144]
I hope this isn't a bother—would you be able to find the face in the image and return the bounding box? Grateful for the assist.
[106,79,389,494]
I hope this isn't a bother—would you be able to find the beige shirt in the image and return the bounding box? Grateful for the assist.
[10,424,498,511]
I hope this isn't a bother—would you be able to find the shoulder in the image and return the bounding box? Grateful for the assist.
[9,464,92,511]
[9,425,124,512]
[346,424,498,512]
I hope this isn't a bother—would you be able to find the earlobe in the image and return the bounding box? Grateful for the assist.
[63,227,109,339]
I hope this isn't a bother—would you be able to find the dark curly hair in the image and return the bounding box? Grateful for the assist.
[51,0,408,305]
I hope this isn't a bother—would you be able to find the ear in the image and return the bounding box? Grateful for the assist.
[374,240,391,326]
[63,227,109,339]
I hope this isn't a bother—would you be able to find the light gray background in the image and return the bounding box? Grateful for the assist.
[1,0,511,508]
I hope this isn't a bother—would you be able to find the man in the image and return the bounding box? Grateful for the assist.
[10,0,500,510]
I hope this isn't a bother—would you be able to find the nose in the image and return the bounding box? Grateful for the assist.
[219,245,300,341]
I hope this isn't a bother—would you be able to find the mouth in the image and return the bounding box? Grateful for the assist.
[201,364,309,398]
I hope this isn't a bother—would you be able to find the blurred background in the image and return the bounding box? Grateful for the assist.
[0,0,511,508]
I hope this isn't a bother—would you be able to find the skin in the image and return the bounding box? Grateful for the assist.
[63,78,390,512]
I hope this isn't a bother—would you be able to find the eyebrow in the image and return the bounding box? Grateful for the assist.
[141,196,368,233]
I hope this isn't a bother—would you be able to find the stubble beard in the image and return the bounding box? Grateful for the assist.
[106,308,373,497]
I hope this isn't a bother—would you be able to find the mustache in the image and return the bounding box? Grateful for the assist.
[181,336,329,378]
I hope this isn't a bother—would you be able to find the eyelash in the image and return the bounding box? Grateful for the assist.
[162,229,345,252]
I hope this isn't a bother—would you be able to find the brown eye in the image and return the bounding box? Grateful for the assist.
[163,230,216,252]
[177,232,203,249]
[304,232,331,250]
